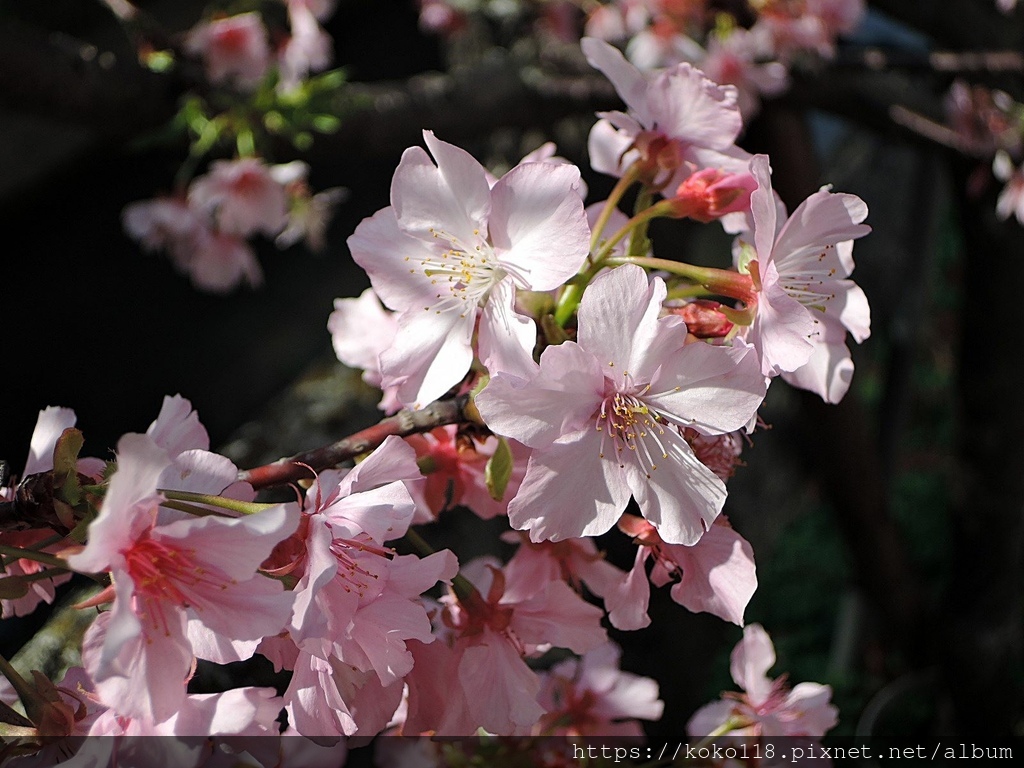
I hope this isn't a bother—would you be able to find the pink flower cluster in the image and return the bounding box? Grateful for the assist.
[123,159,342,292]
[184,2,339,92]
[3,34,866,756]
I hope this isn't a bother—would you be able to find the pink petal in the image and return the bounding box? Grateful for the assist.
[666,522,757,625]
[391,132,491,245]
[24,406,77,476]
[477,341,605,448]
[489,163,590,291]
[146,395,209,455]
[508,426,632,541]
[731,623,776,703]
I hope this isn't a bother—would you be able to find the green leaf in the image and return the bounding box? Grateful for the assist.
[484,437,514,502]
[0,577,29,600]
[540,314,569,346]
[51,428,84,507]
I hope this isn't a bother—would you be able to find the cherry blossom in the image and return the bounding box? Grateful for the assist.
[993,151,1024,226]
[278,1,337,90]
[328,288,402,413]
[582,37,750,189]
[477,264,766,546]
[403,557,606,735]
[616,514,757,627]
[188,158,289,239]
[348,130,589,407]
[184,13,271,89]
[404,426,529,521]
[739,154,871,403]
[501,532,639,630]
[535,641,663,737]
[687,624,838,738]
[700,28,789,122]
[67,434,297,723]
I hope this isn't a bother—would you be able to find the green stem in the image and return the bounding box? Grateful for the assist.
[7,568,67,585]
[159,489,279,516]
[0,653,36,717]
[27,533,66,552]
[403,528,435,558]
[553,205,677,328]
[666,284,714,301]
[588,164,641,254]
[0,545,69,571]
[160,500,235,519]
[605,256,755,301]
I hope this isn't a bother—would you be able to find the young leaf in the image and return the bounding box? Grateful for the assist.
[484,436,513,502]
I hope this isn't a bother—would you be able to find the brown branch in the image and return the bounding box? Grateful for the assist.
[238,394,480,490]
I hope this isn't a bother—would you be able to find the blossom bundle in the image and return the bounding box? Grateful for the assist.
[1,35,865,763]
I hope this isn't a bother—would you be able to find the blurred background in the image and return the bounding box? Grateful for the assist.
[1,0,1022,750]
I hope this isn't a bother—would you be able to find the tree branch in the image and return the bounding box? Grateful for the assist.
[238,394,480,490]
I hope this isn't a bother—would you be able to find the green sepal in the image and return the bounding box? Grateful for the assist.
[51,428,84,507]
[540,314,569,346]
[0,577,30,601]
[484,436,513,502]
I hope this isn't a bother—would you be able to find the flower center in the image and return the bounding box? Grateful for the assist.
[123,535,231,636]
[410,227,504,317]
[328,531,393,601]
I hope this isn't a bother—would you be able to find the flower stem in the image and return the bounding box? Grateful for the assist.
[553,204,675,327]
[605,255,755,302]
[0,545,70,571]
[159,490,279,516]
[588,164,641,254]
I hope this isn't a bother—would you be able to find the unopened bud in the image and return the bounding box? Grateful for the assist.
[667,168,756,222]
[666,299,735,338]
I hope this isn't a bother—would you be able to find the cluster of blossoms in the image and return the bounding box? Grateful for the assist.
[185,1,338,93]
[584,0,866,120]
[124,158,342,292]
[121,1,346,292]
[944,79,1024,226]
[1,35,865,765]
[419,0,865,123]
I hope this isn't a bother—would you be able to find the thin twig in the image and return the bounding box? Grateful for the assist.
[238,394,480,490]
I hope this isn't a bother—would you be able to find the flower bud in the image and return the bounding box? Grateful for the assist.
[666,299,735,339]
[667,168,756,222]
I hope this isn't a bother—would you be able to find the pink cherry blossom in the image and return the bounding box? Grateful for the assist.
[536,641,664,737]
[264,437,457,697]
[189,158,289,238]
[687,624,838,738]
[184,13,271,90]
[67,433,298,723]
[741,154,871,403]
[993,151,1024,226]
[477,264,766,546]
[405,558,606,735]
[616,514,757,626]
[285,649,404,738]
[348,130,590,408]
[328,288,402,413]
[279,1,334,90]
[700,28,789,122]
[122,196,204,260]
[189,231,264,293]
[404,426,529,521]
[271,161,347,252]
[1,406,99,619]
[582,37,750,190]
[501,532,638,630]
